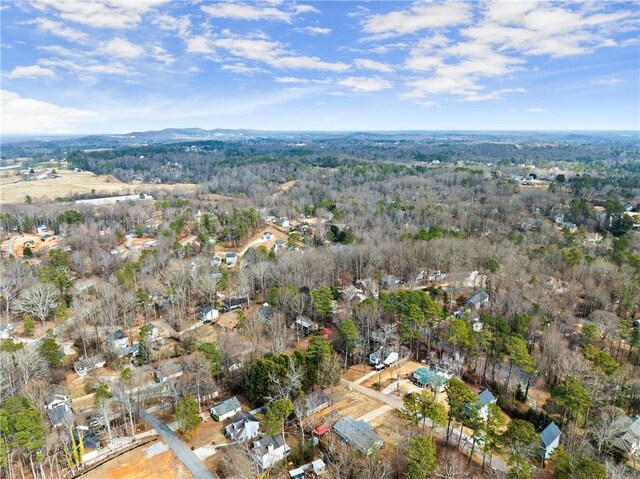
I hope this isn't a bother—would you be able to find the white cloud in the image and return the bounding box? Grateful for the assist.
[593,77,621,85]
[338,76,392,93]
[292,4,320,15]
[363,1,471,38]
[274,76,310,84]
[31,0,168,29]
[528,108,544,113]
[196,35,349,72]
[99,37,144,58]
[296,26,331,35]
[6,65,56,79]
[186,36,214,54]
[274,76,329,84]
[353,58,394,72]
[28,18,88,43]
[220,63,265,75]
[201,2,293,22]
[1,89,95,134]
[397,0,637,103]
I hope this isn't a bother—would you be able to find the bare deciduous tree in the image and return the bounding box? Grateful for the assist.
[16,283,60,326]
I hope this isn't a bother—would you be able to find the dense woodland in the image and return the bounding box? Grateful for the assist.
[0,132,639,479]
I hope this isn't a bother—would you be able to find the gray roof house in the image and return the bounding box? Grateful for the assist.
[252,433,291,470]
[333,417,383,455]
[539,422,561,459]
[225,411,260,442]
[211,396,242,421]
[73,355,106,377]
[470,389,496,421]
[612,416,640,456]
[304,391,331,416]
[109,329,129,350]
[48,403,72,428]
[155,363,184,383]
[199,306,219,323]
[466,291,489,309]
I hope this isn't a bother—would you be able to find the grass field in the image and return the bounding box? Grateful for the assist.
[0,169,198,204]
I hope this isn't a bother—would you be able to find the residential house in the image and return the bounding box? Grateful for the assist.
[252,434,291,470]
[624,203,634,212]
[45,384,70,410]
[72,428,101,462]
[355,278,379,298]
[199,306,219,323]
[211,396,242,421]
[274,239,287,251]
[146,323,160,339]
[222,297,249,312]
[212,256,222,267]
[561,221,578,233]
[155,363,184,383]
[611,415,640,457]
[225,411,260,442]
[226,252,238,268]
[109,329,129,350]
[539,422,562,459]
[332,417,384,455]
[259,303,274,324]
[466,291,489,310]
[36,224,48,235]
[288,459,326,478]
[475,389,497,421]
[304,391,331,416]
[0,323,15,340]
[380,275,401,290]
[276,218,290,229]
[295,316,319,335]
[412,366,451,393]
[73,355,106,377]
[115,343,139,358]
[48,403,72,428]
[263,232,274,241]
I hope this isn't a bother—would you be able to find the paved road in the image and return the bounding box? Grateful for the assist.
[138,408,218,479]
[340,378,508,473]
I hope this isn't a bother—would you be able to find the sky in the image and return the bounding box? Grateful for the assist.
[1,0,639,135]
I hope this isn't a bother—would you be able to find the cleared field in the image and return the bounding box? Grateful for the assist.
[82,439,193,479]
[0,169,198,204]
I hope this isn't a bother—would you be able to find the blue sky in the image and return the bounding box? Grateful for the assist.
[1,0,639,134]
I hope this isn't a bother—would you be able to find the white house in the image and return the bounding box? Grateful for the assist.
[36,224,48,235]
[475,389,497,421]
[225,411,260,442]
[0,323,15,340]
[109,329,129,350]
[539,422,561,459]
[226,252,238,268]
[263,232,274,241]
[199,306,219,323]
[155,363,184,383]
[252,434,291,470]
[211,396,242,421]
[73,355,106,377]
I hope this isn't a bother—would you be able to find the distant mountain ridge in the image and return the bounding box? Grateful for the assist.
[1,128,638,155]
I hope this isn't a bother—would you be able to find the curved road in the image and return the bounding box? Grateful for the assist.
[138,408,218,479]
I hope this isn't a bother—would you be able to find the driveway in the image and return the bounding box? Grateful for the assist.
[138,408,218,479]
